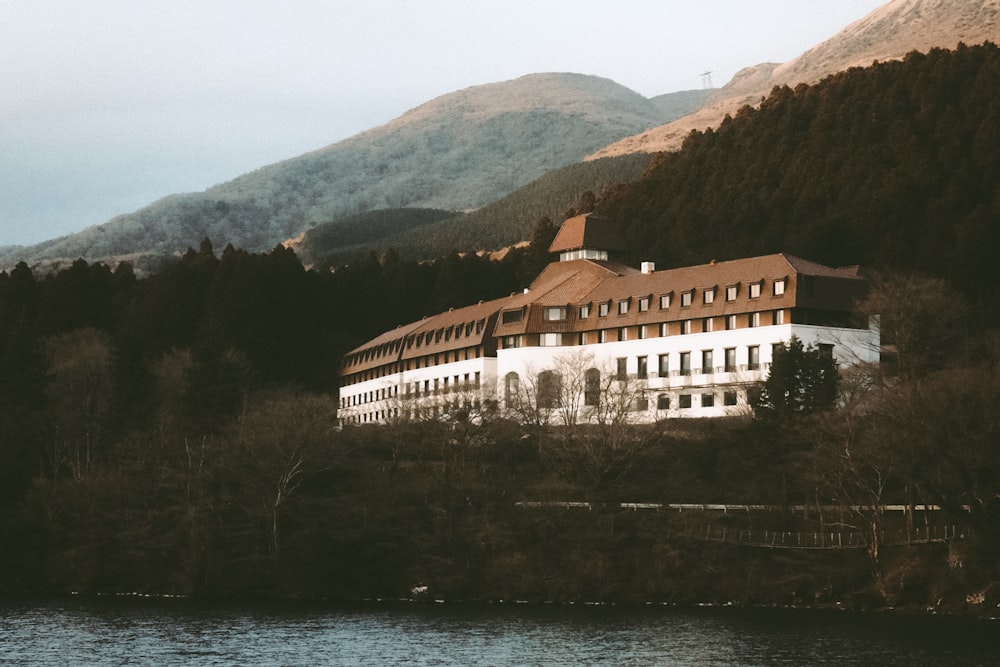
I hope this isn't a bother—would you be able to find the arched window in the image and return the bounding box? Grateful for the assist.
[584,368,601,407]
[504,372,520,409]
[537,370,561,409]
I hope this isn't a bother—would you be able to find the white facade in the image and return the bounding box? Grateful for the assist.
[339,357,497,424]
[495,321,879,422]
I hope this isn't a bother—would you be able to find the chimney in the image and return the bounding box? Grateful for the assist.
[641,261,655,274]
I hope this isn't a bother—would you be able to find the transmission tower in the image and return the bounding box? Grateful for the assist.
[701,70,714,89]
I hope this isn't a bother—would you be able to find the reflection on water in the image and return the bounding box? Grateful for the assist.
[1,598,997,666]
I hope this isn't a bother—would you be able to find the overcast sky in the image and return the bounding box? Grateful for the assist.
[1,0,888,247]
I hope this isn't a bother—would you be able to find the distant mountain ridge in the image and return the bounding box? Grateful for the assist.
[590,0,1000,158]
[0,74,680,271]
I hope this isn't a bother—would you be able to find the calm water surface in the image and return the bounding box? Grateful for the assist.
[1,598,997,666]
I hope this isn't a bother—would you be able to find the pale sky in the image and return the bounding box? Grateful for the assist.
[1,0,888,247]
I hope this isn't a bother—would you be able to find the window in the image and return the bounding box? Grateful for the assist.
[632,396,649,412]
[774,279,786,296]
[681,319,692,335]
[701,350,713,374]
[616,357,628,381]
[703,288,715,305]
[659,322,669,337]
[598,329,608,343]
[680,351,691,376]
[638,325,648,340]
[748,345,760,371]
[503,335,522,349]
[657,394,671,410]
[681,290,694,307]
[726,285,738,301]
[724,391,738,406]
[819,343,834,358]
[539,332,562,347]
[502,309,524,324]
[618,300,629,315]
[773,309,785,325]
[724,347,736,373]
[618,327,627,341]
[702,393,715,408]
[543,306,567,321]
[579,304,590,319]
[749,312,761,328]
[658,354,669,377]
[638,296,650,312]
[637,356,648,379]
[598,302,610,317]
[703,317,714,332]
[503,373,521,409]
[749,282,762,299]
[659,294,672,309]
[726,314,737,331]
[537,371,561,409]
[679,394,692,409]
[584,368,601,406]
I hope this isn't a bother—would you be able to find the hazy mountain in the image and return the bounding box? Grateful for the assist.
[1,74,679,271]
[590,0,1000,158]
[298,153,655,266]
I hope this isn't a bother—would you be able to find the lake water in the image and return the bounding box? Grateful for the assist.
[1,598,997,666]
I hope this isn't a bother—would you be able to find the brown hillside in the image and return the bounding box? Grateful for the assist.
[589,0,1000,159]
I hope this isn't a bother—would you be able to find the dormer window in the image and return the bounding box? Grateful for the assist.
[773,278,786,296]
[681,290,694,307]
[598,302,610,317]
[659,294,672,309]
[726,285,738,301]
[618,299,630,315]
[638,296,650,312]
[749,282,762,299]
[502,309,524,324]
[543,306,568,321]
[579,304,591,319]
[703,288,716,305]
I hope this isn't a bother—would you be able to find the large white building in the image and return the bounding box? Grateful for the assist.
[338,213,879,425]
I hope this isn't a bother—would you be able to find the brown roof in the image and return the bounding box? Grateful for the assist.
[341,295,514,376]
[548,213,625,253]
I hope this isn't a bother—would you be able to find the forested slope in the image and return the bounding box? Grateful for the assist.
[600,43,1000,323]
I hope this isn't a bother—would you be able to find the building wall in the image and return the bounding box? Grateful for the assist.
[339,356,497,424]
[494,320,878,422]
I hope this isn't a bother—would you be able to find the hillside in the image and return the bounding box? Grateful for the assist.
[299,153,654,265]
[591,0,1000,158]
[0,74,675,272]
[599,43,1000,323]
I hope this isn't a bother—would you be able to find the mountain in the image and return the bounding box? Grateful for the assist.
[297,153,655,266]
[590,0,1000,158]
[1,74,679,272]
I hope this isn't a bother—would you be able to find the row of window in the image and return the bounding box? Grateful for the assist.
[343,346,484,386]
[502,369,748,412]
[503,310,787,349]
[342,371,484,408]
[530,279,787,323]
[343,319,489,370]
[616,346,763,380]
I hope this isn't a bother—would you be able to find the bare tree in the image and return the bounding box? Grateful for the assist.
[44,328,114,480]
[857,270,968,380]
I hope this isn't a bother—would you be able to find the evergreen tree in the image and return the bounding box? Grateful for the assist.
[754,336,838,419]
